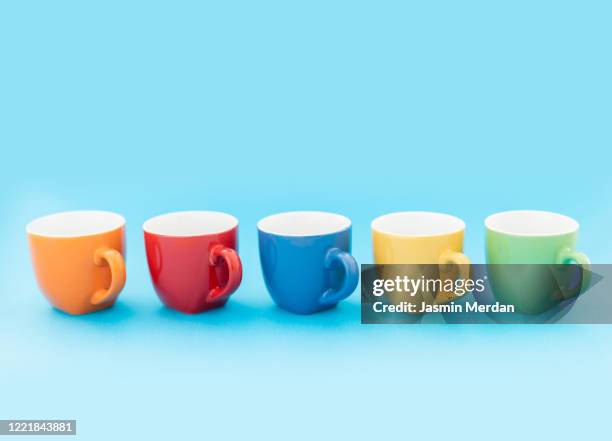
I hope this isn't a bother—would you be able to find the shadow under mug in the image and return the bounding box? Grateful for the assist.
[485,210,591,315]
[27,210,127,315]
[143,211,243,314]
[258,211,359,315]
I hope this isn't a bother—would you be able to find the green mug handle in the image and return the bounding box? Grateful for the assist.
[556,248,591,298]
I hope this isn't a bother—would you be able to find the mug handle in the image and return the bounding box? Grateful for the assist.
[556,248,591,297]
[91,247,126,305]
[207,244,243,303]
[319,248,359,306]
[435,250,471,304]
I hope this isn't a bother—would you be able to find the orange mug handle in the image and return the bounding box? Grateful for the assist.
[91,247,126,305]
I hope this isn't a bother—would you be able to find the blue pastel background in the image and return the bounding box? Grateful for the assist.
[1,1,610,439]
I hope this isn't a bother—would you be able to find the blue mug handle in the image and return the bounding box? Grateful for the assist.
[319,248,359,306]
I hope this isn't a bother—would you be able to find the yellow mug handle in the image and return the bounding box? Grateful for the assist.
[435,250,471,304]
[91,246,126,305]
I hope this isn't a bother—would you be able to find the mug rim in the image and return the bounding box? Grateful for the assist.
[26,210,125,238]
[143,210,239,237]
[485,210,579,237]
[257,211,351,237]
[371,211,465,238]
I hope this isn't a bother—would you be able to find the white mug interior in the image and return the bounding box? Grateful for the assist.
[26,211,125,238]
[485,210,579,236]
[371,212,465,237]
[143,211,238,237]
[257,211,351,237]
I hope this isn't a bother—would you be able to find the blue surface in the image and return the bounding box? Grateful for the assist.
[1,1,611,439]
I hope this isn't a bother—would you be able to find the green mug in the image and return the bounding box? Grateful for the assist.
[485,210,591,315]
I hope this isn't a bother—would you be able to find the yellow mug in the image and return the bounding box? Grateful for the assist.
[27,210,127,315]
[371,211,470,304]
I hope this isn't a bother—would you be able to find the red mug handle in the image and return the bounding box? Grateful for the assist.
[207,244,243,303]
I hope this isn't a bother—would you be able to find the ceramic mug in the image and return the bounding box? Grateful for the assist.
[27,210,127,315]
[485,210,591,314]
[258,211,359,314]
[371,211,471,304]
[143,211,242,313]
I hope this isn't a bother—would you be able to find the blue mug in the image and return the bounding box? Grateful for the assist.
[258,211,359,314]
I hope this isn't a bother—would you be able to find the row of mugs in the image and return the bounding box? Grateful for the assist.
[26,210,589,315]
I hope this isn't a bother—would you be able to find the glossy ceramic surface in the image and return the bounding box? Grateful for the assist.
[371,211,471,305]
[27,211,127,315]
[258,211,359,314]
[144,211,242,314]
[485,210,591,314]
[371,211,470,265]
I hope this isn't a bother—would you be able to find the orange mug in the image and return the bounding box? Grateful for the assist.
[27,210,127,315]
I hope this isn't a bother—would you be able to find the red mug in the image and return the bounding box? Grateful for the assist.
[143,211,243,313]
